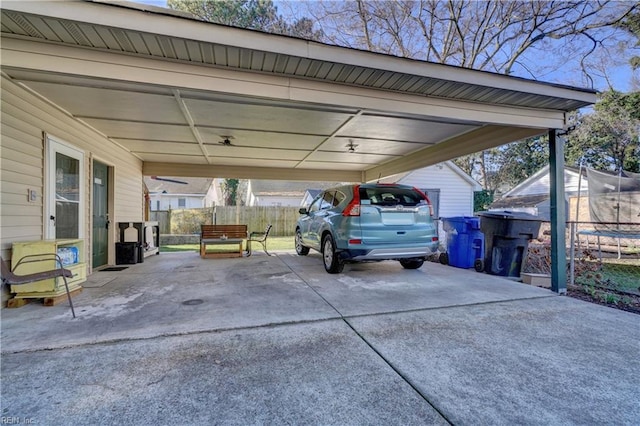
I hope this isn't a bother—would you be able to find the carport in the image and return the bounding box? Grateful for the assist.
[0,1,596,291]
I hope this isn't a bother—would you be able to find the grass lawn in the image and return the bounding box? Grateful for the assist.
[161,236,296,253]
[575,258,640,293]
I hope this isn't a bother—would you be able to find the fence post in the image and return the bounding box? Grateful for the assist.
[569,222,576,286]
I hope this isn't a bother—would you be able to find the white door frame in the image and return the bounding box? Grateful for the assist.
[45,135,85,240]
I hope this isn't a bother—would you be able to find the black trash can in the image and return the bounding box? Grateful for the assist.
[116,242,139,265]
[478,211,542,278]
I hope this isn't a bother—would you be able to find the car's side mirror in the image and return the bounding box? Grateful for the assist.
[299,208,308,215]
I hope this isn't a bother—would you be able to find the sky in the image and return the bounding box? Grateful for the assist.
[133,0,637,93]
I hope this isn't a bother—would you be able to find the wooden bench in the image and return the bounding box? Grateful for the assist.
[200,225,248,259]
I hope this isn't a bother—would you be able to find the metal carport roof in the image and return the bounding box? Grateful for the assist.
[0,0,596,183]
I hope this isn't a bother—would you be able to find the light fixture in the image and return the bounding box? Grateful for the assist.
[219,135,234,146]
[347,139,358,153]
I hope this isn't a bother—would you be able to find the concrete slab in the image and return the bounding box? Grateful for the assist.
[1,320,447,425]
[281,252,554,316]
[347,296,640,425]
[1,253,339,352]
[2,252,638,424]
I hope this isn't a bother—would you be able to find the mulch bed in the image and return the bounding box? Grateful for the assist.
[566,286,640,315]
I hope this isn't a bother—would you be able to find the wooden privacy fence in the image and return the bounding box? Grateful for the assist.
[150,206,301,237]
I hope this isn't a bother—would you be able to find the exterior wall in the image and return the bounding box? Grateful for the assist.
[1,76,143,273]
[508,167,587,197]
[149,195,206,211]
[397,164,476,218]
[251,195,302,207]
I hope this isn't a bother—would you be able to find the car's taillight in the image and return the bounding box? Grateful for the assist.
[414,187,434,217]
[342,185,361,216]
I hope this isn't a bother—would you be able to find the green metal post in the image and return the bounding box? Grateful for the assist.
[549,130,567,294]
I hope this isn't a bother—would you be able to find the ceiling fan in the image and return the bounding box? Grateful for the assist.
[347,139,358,153]
[218,136,235,146]
[150,176,188,184]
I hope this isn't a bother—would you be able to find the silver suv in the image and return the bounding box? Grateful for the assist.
[295,183,439,273]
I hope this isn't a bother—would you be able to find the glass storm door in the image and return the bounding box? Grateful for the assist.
[92,160,109,267]
[47,137,84,239]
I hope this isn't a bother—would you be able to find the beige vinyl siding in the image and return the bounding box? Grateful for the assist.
[1,76,143,267]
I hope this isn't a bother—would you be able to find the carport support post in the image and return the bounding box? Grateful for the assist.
[549,130,567,294]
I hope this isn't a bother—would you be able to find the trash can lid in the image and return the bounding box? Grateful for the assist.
[478,210,541,221]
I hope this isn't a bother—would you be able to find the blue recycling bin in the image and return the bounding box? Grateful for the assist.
[441,216,485,269]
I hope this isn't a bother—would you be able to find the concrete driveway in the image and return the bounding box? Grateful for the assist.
[2,251,639,425]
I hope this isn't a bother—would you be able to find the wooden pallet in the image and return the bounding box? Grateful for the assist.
[6,287,82,308]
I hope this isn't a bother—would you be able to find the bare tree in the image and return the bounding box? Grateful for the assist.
[294,1,636,82]
[288,0,637,190]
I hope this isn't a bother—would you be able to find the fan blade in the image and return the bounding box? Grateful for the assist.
[150,176,188,184]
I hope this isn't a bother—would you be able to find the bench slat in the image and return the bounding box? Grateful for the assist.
[200,225,248,258]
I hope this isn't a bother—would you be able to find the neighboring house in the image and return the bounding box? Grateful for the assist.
[380,161,482,219]
[144,177,222,211]
[489,166,588,220]
[246,181,335,207]
[301,189,322,207]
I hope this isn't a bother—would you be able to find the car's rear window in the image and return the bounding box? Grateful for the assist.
[359,187,427,207]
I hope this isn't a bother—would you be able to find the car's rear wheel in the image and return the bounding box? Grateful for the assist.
[295,229,310,256]
[400,258,424,269]
[322,234,344,273]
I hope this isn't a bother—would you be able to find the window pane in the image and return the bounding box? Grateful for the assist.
[56,201,79,238]
[55,152,80,238]
[56,153,80,202]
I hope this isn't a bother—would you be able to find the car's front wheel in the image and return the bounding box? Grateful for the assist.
[322,234,344,274]
[400,258,424,269]
[295,229,310,256]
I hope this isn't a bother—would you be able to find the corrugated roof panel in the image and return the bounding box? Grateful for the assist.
[373,71,400,89]
[127,32,149,54]
[61,20,93,47]
[95,26,124,52]
[342,66,366,84]
[4,12,45,39]
[0,7,595,112]
[112,28,135,53]
[158,35,178,59]
[397,75,422,92]
[213,45,227,66]
[142,34,164,56]
[293,58,313,76]
[389,75,415,91]
[171,38,191,61]
[250,50,266,70]
[185,40,203,63]
[239,48,253,69]
[325,64,343,81]
[304,59,323,78]
[273,54,290,73]
[284,56,301,74]
[45,19,79,45]
[200,42,214,64]
[259,52,276,72]
[77,23,108,49]
[227,47,242,68]
[335,65,357,83]
[315,62,335,79]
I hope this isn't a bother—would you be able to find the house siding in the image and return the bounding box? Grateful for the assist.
[1,76,143,272]
[509,168,586,197]
[398,165,476,218]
